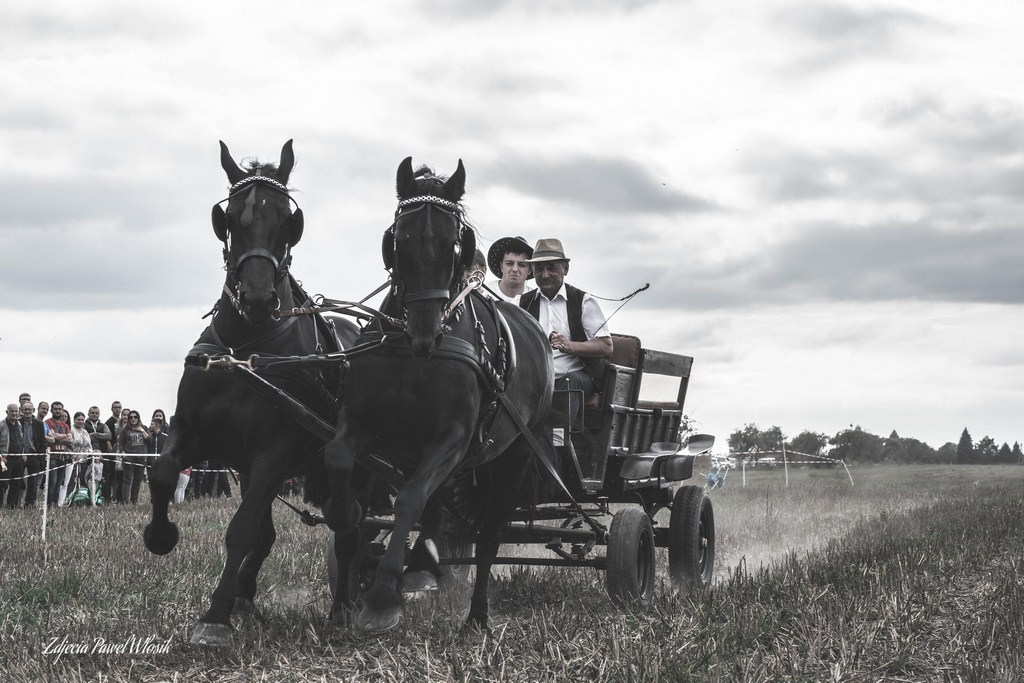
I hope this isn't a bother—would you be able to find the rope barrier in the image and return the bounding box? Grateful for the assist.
[0,452,238,479]
[725,450,854,487]
[0,450,244,544]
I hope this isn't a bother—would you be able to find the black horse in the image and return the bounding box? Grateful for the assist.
[324,158,553,632]
[144,140,356,646]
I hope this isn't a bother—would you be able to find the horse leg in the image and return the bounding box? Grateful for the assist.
[329,526,373,627]
[358,429,468,632]
[233,475,277,621]
[466,438,535,633]
[326,464,383,627]
[144,428,197,555]
[322,424,368,534]
[465,517,500,634]
[402,498,444,594]
[190,461,282,646]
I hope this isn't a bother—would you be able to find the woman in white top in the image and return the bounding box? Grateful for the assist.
[66,412,95,506]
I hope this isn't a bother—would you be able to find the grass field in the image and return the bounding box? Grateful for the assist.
[1,464,1021,681]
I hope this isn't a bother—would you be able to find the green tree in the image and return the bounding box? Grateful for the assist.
[787,430,829,457]
[977,436,998,463]
[902,437,938,464]
[728,423,785,462]
[676,414,697,443]
[761,425,785,452]
[937,442,957,464]
[728,423,763,455]
[829,426,883,464]
[956,428,974,464]
[1013,442,1023,465]
[882,430,909,464]
[997,442,1013,464]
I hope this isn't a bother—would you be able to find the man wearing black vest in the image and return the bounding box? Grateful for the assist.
[12,402,47,507]
[519,238,612,434]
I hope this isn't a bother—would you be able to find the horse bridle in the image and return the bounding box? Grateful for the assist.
[383,194,475,315]
[214,175,299,315]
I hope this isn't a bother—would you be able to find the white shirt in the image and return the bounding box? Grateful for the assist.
[485,278,535,305]
[535,284,610,378]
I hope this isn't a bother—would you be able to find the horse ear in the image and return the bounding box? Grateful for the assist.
[288,207,304,246]
[443,159,465,202]
[219,141,246,186]
[211,204,228,242]
[278,139,295,185]
[458,228,476,272]
[396,157,416,199]
[381,228,395,270]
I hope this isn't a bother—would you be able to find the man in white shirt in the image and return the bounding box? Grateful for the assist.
[518,238,612,428]
[485,236,536,304]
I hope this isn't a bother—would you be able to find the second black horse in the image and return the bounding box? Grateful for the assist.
[324,157,553,632]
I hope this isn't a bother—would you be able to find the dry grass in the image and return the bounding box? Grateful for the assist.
[1,464,1022,681]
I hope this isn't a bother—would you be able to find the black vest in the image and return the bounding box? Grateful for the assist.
[519,283,589,342]
[5,419,23,454]
[520,283,608,384]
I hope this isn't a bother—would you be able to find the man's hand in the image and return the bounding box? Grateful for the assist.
[549,332,613,359]
[549,331,571,352]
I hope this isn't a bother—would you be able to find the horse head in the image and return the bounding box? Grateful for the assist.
[386,156,474,357]
[211,140,304,327]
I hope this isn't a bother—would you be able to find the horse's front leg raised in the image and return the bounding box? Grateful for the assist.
[144,429,196,556]
[358,428,469,633]
[190,460,283,646]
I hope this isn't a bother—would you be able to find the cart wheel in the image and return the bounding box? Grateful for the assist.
[606,508,656,607]
[437,536,474,591]
[669,485,715,591]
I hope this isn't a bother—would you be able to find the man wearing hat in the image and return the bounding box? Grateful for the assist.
[486,236,536,304]
[520,238,612,429]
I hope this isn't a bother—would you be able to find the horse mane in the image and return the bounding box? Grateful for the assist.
[241,159,284,179]
[414,165,442,181]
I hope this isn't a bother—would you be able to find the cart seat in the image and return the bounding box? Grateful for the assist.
[583,333,642,411]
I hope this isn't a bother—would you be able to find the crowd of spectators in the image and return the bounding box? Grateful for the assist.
[0,393,231,509]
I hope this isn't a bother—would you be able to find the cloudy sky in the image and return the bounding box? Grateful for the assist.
[3,1,1021,451]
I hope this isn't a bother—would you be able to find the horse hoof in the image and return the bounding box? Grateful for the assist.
[231,597,267,623]
[143,522,179,556]
[357,605,402,633]
[189,622,233,647]
[401,570,438,595]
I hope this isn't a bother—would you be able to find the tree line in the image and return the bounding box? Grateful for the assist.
[725,423,1023,466]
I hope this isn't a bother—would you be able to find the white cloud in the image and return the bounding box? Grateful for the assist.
[1,0,1021,452]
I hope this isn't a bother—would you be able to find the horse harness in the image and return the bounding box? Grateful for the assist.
[212,173,299,316]
[381,194,477,317]
[187,275,345,423]
[359,290,512,447]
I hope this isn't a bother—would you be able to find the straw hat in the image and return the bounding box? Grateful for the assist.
[524,238,570,263]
